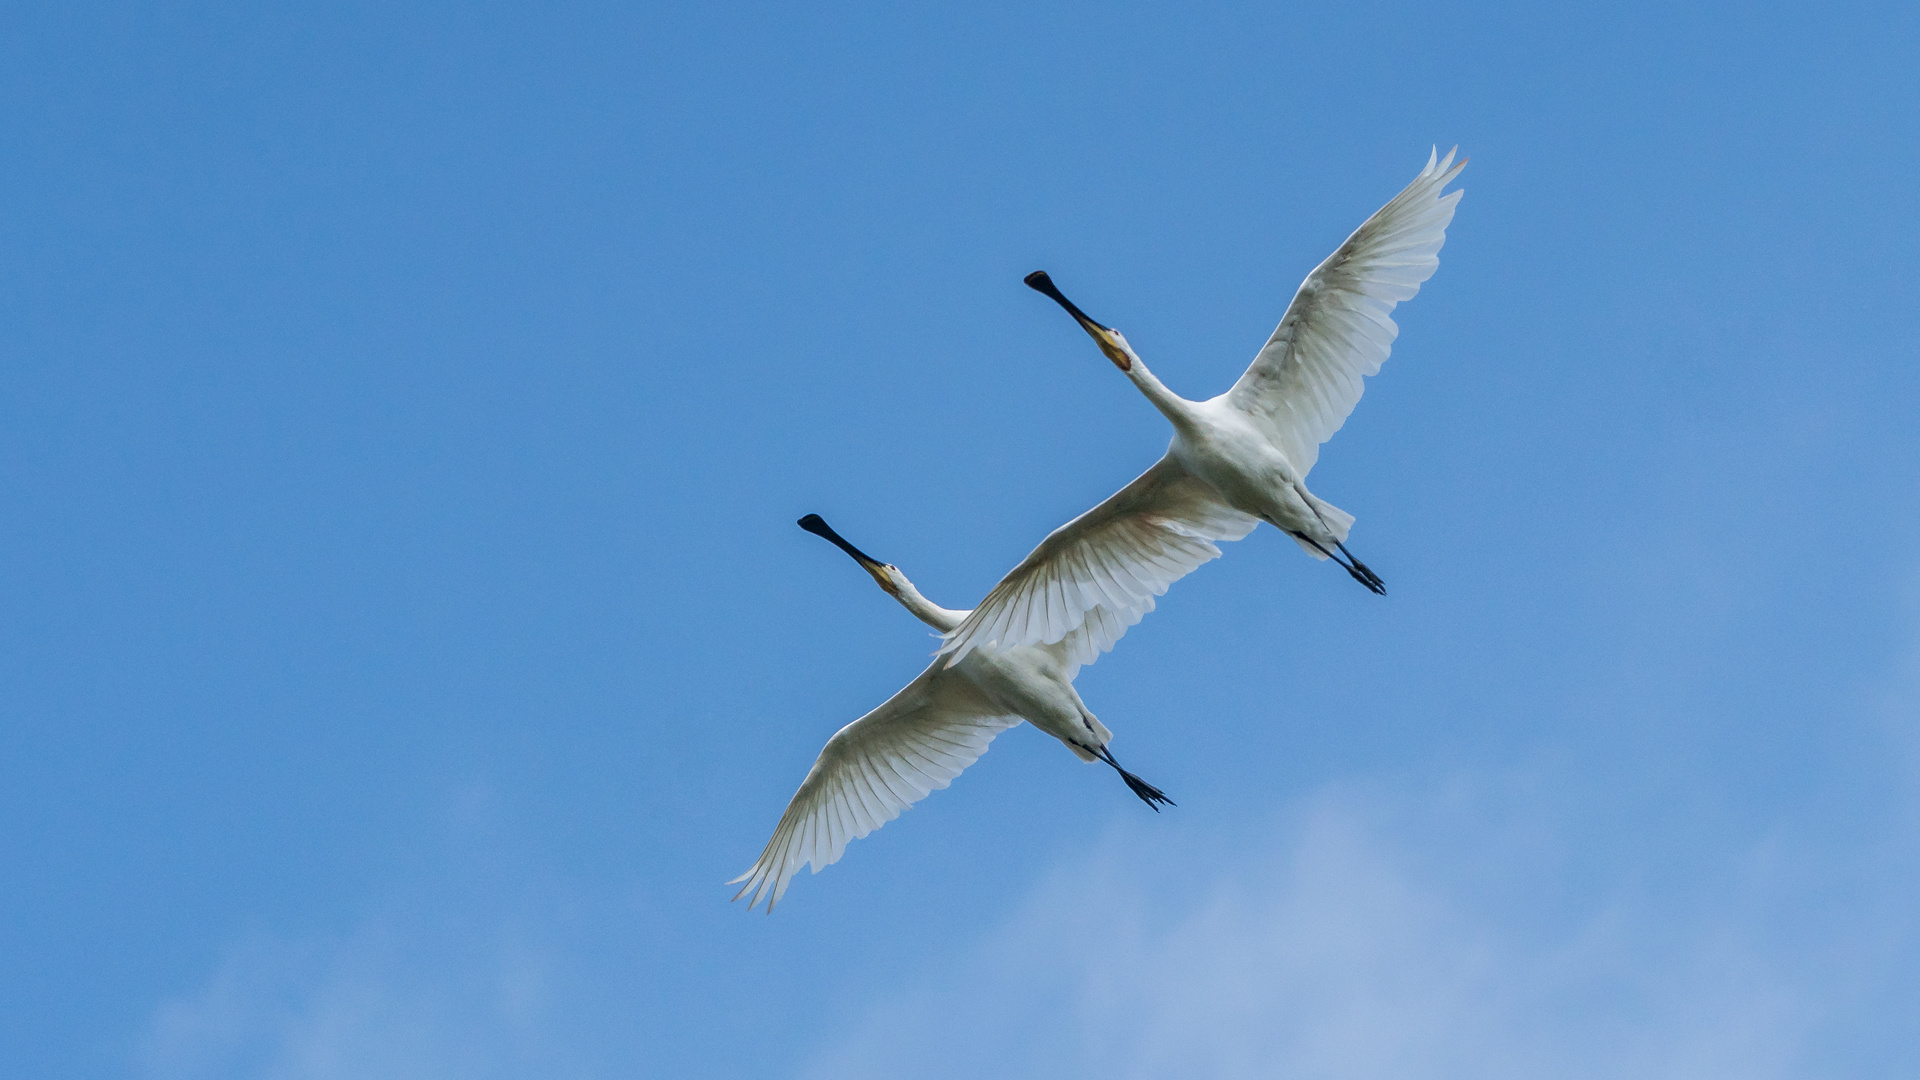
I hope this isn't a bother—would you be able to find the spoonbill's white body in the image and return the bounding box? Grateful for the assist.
[730,515,1169,913]
[939,149,1466,667]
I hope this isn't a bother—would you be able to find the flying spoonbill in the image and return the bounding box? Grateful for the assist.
[730,514,1170,912]
[939,148,1466,667]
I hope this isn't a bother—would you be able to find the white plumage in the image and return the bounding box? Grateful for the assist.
[730,666,1024,913]
[731,515,1171,913]
[939,148,1465,667]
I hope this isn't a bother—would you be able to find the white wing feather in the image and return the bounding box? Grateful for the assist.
[1226,147,1466,475]
[730,667,1020,912]
[937,456,1257,665]
[1040,619,1106,684]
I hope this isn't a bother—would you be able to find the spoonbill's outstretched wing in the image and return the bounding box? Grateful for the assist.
[1227,148,1466,476]
[937,456,1257,666]
[730,669,1020,912]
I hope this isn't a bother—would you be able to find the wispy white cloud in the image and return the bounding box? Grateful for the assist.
[803,779,1832,1080]
[137,914,564,1080]
[137,590,1920,1080]
[806,587,1920,1080]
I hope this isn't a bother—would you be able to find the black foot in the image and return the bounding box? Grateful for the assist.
[1336,542,1386,594]
[1098,746,1174,811]
[1344,541,1390,591]
[1294,533,1387,595]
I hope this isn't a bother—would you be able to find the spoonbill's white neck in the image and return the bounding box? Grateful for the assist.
[881,572,966,634]
[1023,270,1197,431]
[1117,349,1198,430]
[797,513,965,634]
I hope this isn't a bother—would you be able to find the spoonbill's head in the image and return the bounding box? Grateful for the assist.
[798,514,900,595]
[1024,270,1137,372]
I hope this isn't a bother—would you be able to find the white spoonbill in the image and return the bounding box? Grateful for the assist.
[730,514,1171,912]
[939,148,1466,667]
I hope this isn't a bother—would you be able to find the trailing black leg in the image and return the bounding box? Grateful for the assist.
[1098,745,1174,811]
[1335,541,1386,594]
[1292,532,1387,596]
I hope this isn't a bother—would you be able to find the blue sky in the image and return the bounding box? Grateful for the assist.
[4,1,1918,1077]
